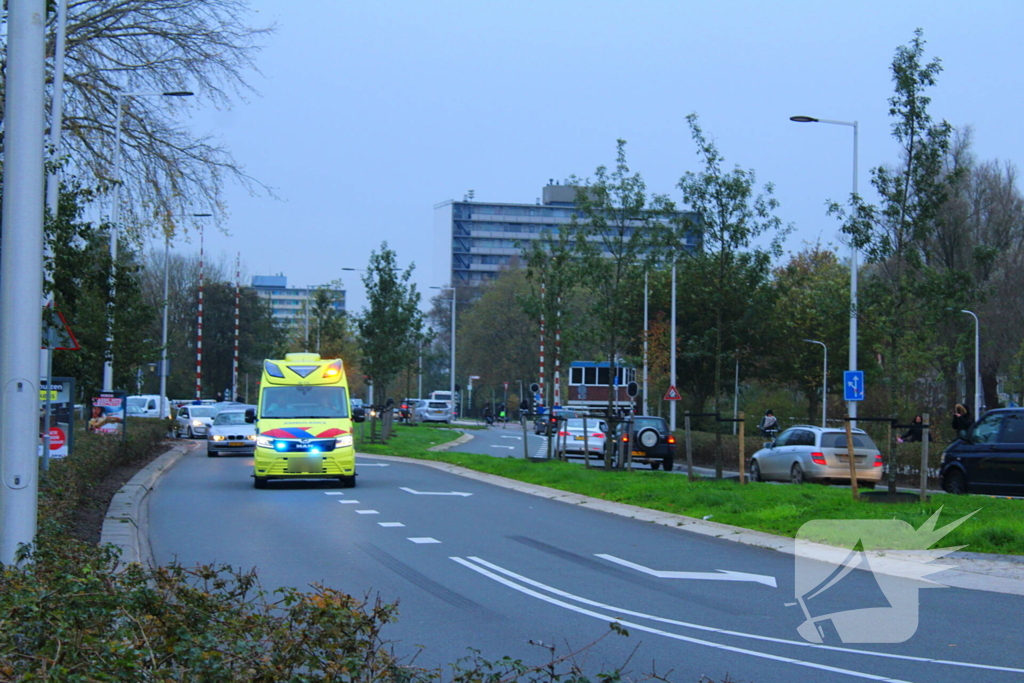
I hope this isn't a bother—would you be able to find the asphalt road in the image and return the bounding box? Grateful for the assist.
[148,447,1024,682]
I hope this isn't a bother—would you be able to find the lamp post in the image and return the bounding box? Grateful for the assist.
[643,271,649,416]
[961,309,982,416]
[159,213,211,419]
[803,339,828,427]
[791,115,858,425]
[431,286,457,417]
[103,90,193,391]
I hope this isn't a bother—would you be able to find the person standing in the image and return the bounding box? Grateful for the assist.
[898,414,925,443]
[483,402,494,426]
[758,409,779,437]
[952,404,972,434]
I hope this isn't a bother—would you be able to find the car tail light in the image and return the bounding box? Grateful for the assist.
[592,433,605,438]
[667,434,676,445]
[558,431,570,437]
[622,434,629,443]
[810,452,827,465]
[873,454,883,467]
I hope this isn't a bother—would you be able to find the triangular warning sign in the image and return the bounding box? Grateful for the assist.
[664,385,681,401]
[41,304,81,351]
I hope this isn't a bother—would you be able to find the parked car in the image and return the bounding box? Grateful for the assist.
[174,403,218,438]
[556,417,608,457]
[940,408,1024,496]
[126,394,168,419]
[749,425,883,486]
[616,415,676,470]
[207,408,257,457]
[416,400,452,423]
[534,408,578,435]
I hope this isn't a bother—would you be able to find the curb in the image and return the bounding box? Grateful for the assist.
[100,440,194,568]
[427,431,474,452]
[358,453,1024,596]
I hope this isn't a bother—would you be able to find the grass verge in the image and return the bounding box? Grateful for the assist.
[360,424,1024,556]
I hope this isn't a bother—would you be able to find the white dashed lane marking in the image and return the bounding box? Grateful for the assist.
[355,510,379,515]
[323,492,345,496]
[408,537,441,544]
[378,522,405,527]
[338,500,360,504]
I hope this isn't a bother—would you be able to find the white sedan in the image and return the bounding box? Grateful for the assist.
[206,408,257,457]
[556,417,608,457]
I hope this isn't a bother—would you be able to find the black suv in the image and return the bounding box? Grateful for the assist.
[618,416,676,470]
[940,408,1024,496]
[535,408,578,436]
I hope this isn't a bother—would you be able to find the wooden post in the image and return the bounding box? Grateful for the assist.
[846,407,859,500]
[920,412,930,501]
[685,411,694,479]
[738,411,746,484]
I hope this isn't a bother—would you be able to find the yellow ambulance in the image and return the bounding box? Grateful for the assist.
[247,353,365,489]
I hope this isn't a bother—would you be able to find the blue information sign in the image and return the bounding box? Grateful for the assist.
[844,371,865,402]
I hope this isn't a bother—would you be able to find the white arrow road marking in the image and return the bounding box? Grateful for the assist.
[501,435,521,440]
[378,522,405,527]
[399,487,472,497]
[452,557,1022,679]
[596,553,777,587]
[409,537,441,544]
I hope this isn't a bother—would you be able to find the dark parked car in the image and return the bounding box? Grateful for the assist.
[617,416,676,470]
[535,408,578,435]
[940,408,1024,496]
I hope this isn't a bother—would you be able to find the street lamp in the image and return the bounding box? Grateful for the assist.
[159,213,211,419]
[960,309,982,416]
[103,89,194,391]
[803,340,828,427]
[431,286,457,416]
[791,115,858,425]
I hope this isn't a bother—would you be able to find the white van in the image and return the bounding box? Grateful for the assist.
[126,394,167,419]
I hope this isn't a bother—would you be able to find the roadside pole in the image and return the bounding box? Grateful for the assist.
[738,411,745,484]
[1,0,47,565]
[684,411,694,480]
[845,408,859,500]
[920,412,930,502]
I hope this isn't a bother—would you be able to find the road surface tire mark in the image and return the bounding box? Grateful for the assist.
[357,542,489,612]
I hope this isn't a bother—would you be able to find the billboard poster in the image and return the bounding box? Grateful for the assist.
[39,377,75,458]
[89,391,126,436]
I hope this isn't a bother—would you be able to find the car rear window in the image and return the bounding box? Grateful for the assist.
[633,417,667,432]
[428,402,448,409]
[821,433,877,449]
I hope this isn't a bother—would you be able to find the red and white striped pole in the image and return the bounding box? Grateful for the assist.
[195,225,204,400]
[232,252,240,401]
[539,280,546,407]
[557,296,563,406]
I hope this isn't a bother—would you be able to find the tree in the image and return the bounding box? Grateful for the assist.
[0,1,274,232]
[356,243,423,404]
[834,29,963,491]
[569,140,673,418]
[676,113,788,477]
[47,183,157,400]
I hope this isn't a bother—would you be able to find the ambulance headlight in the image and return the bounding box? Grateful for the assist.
[335,435,354,449]
[256,435,274,449]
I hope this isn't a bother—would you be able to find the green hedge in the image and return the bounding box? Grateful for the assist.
[38,418,173,534]
[674,429,766,470]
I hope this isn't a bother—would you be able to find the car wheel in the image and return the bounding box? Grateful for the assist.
[650,460,661,470]
[750,460,761,482]
[943,469,967,495]
[253,476,268,489]
[663,456,674,472]
[188,426,195,439]
[340,475,356,489]
[637,427,660,449]
[791,463,805,485]
[207,449,216,458]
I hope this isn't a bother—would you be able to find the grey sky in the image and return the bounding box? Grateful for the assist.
[183,0,1024,313]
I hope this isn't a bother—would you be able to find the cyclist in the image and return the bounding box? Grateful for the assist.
[758,409,779,438]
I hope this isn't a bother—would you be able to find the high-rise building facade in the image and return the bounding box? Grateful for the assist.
[433,183,699,288]
[251,274,345,330]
